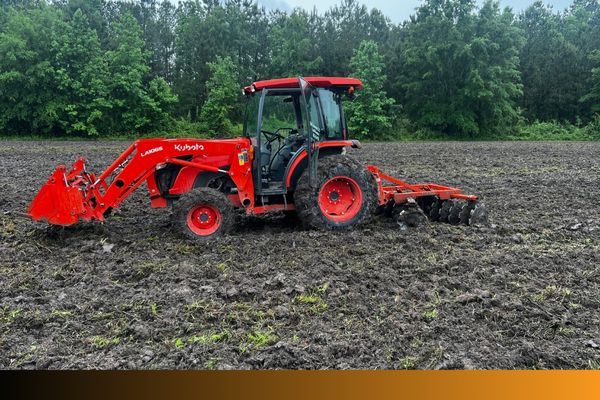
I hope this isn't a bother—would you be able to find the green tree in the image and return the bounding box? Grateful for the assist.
[105,12,176,134]
[0,6,63,135]
[199,55,240,136]
[53,8,110,135]
[154,0,177,84]
[581,50,600,113]
[568,0,600,120]
[397,0,524,136]
[319,0,390,76]
[519,2,583,122]
[173,1,228,119]
[267,9,323,77]
[469,1,524,134]
[345,40,393,139]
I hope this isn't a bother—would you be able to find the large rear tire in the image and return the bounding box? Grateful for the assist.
[294,155,377,230]
[172,188,235,241]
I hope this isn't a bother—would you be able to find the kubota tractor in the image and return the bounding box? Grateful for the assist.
[28,77,487,240]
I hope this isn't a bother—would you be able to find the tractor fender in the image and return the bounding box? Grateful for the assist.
[169,165,229,195]
[193,170,226,188]
[284,140,361,190]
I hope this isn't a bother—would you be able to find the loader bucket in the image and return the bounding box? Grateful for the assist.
[28,165,87,225]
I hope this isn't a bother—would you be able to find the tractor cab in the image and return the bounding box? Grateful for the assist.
[243,77,362,195]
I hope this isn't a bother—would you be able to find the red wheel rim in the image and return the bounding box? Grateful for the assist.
[318,176,363,223]
[186,204,222,236]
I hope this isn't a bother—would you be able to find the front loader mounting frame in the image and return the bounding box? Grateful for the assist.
[28,138,256,226]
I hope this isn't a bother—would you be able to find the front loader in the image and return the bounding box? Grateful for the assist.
[28,76,487,240]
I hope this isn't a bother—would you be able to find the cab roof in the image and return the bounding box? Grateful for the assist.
[244,77,363,94]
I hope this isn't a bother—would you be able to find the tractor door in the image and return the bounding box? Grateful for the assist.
[298,77,324,187]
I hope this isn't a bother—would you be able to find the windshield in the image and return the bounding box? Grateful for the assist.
[261,91,298,132]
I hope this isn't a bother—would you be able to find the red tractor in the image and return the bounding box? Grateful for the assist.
[28,77,487,240]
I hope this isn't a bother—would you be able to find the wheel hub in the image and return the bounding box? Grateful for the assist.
[318,176,363,222]
[187,204,222,236]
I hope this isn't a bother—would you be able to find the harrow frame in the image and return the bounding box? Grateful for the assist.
[368,165,478,206]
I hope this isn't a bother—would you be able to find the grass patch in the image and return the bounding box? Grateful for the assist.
[423,309,439,321]
[216,262,228,273]
[134,261,165,277]
[1,219,16,236]
[507,118,600,141]
[51,310,73,319]
[172,331,230,350]
[204,357,220,370]
[588,359,600,370]
[173,338,185,349]
[185,299,209,313]
[295,283,329,313]
[295,294,320,304]
[245,329,278,350]
[188,331,230,345]
[90,336,120,349]
[175,243,195,255]
[400,356,417,370]
[0,306,21,324]
[533,285,572,302]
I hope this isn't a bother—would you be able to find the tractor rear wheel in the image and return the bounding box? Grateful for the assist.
[294,155,377,230]
[173,188,235,241]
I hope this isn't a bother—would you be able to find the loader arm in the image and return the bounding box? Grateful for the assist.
[28,138,254,225]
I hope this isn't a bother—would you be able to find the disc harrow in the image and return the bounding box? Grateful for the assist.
[368,166,488,228]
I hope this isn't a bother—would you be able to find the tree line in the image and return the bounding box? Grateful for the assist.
[0,0,599,139]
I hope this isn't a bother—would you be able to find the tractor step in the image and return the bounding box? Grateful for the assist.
[259,182,287,195]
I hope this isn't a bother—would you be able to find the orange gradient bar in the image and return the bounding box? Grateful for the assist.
[8,371,600,400]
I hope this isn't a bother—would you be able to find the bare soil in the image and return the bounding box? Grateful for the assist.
[1,141,599,369]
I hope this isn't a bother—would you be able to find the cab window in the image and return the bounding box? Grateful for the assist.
[243,94,260,138]
[318,88,343,139]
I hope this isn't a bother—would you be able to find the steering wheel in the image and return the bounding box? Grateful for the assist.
[261,129,284,144]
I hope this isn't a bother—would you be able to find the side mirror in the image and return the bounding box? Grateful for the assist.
[346,86,357,100]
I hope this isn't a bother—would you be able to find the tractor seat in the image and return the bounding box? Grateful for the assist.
[270,134,305,181]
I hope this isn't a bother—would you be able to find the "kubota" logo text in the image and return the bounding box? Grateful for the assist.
[140,146,163,157]
[174,144,205,152]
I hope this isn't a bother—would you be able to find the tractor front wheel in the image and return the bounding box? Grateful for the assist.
[294,155,377,230]
[173,188,235,241]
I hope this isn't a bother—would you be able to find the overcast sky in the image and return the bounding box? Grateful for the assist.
[256,0,574,23]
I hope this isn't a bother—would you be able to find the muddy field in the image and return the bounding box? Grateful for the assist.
[1,141,599,370]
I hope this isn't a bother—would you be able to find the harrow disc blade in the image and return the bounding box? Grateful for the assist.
[458,201,473,225]
[438,200,453,222]
[448,200,466,225]
[383,199,396,217]
[396,202,428,229]
[398,209,428,228]
[416,196,436,215]
[468,202,489,226]
[429,199,442,221]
